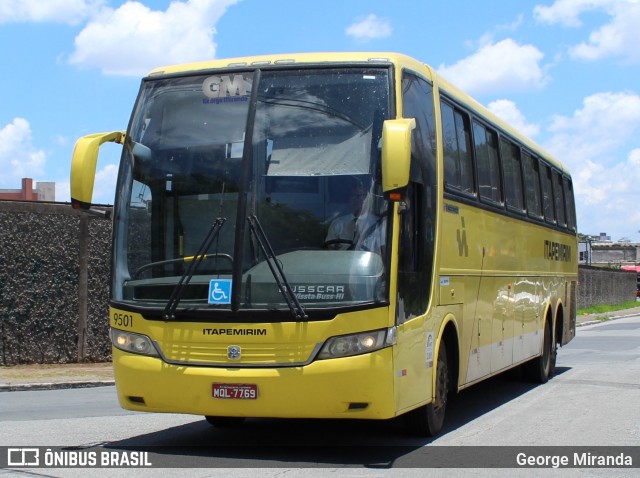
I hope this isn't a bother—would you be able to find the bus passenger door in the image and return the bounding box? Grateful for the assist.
[393,183,432,411]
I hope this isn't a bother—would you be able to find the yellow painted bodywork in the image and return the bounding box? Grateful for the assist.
[70,131,124,208]
[112,349,396,418]
[436,199,577,387]
[110,308,397,419]
[381,118,415,194]
[96,52,577,420]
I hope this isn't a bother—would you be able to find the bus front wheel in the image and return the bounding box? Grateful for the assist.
[403,341,449,437]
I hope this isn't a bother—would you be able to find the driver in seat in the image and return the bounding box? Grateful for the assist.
[325,182,385,254]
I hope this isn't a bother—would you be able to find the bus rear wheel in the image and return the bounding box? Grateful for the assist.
[403,341,449,437]
[523,320,556,384]
[205,416,246,428]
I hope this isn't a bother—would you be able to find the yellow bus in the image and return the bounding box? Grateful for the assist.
[70,52,577,436]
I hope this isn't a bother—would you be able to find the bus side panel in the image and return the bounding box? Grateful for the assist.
[489,276,515,374]
[392,315,432,413]
[512,277,542,364]
[438,200,577,387]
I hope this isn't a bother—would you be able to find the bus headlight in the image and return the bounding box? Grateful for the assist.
[317,327,396,360]
[110,328,160,357]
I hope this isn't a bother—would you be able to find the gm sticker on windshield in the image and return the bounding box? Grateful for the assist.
[202,75,250,104]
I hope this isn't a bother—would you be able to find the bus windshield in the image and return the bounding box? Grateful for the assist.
[113,67,392,317]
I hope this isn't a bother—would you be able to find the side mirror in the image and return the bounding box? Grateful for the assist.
[70,131,125,210]
[381,118,415,201]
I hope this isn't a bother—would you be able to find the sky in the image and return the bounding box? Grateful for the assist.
[1,0,640,241]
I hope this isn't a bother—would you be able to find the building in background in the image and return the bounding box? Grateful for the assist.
[0,178,55,202]
[579,232,640,268]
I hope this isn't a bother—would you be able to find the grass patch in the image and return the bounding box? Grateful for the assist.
[577,300,639,317]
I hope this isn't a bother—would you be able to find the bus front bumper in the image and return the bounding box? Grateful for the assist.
[112,347,397,420]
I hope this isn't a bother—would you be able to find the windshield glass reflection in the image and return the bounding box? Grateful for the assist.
[113,68,391,317]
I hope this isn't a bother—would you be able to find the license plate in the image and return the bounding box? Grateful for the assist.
[212,383,258,400]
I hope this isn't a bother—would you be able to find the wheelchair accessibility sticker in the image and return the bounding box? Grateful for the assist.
[208,279,232,304]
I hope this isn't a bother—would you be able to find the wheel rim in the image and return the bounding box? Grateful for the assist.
[434,354,448,414]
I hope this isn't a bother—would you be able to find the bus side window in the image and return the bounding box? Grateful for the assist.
[501,138,525,212]
[473,121,502,204]
[540,163,556,224]
[442,102,475,196]
[523,152,543,219]
[563,177,577,231]
[552,170,566,227]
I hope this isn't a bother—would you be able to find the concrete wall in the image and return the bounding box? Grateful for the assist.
[0,201,637,364]
[0,201,111,365]
[578,265,637,309]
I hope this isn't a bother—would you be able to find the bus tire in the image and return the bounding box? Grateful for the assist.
[403,341,449,437]
[205,416,246,428]
[524,320,555,384]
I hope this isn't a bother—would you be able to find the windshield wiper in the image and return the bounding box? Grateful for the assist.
[163,217,226,320]
[247,214,307,320]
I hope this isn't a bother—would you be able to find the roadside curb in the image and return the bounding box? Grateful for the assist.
[577,320,601,327]
[577,309,640,327]
[0,380,115,393]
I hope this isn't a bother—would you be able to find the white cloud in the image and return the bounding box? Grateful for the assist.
[68,0,240,76]
[547,91,640,158]
[570,148,640,238]
[570,3,640,61]
[0,118,46,187]
[487,99,540,138]
[437,39,550,96]
[542,91,640,236]
[345,14,392,41]
[92,163,119,204]
[534,0,640,62]
[533,0,611,27]
[53,134,70,147]
[0,0,102,25]
[629,148,640,167]
[496,14,525,33]
[55,180,71,203]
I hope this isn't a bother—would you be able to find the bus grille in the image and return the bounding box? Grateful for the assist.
[156,339,319,367]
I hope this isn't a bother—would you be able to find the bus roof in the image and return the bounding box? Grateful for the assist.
[147,51,568,175]
[147,51,423,76]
